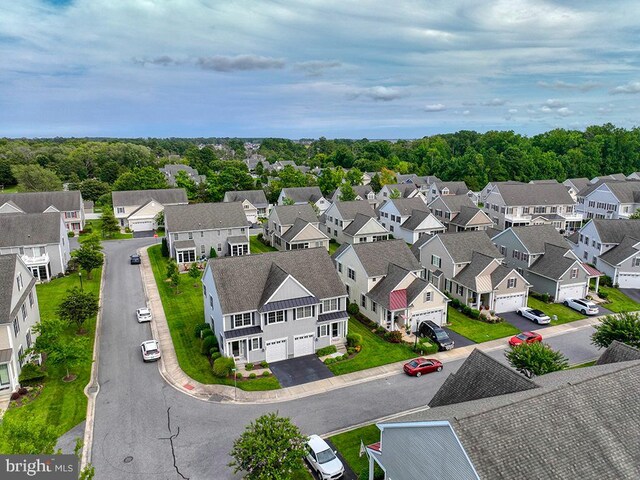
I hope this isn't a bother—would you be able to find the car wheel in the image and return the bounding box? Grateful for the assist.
[517,310,522,316]
[564,301,569,306]
[416,372,422,377]
[437,366,442,372]
[581,309,586,314]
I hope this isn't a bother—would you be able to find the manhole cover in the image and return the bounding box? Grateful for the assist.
[123,456,133,464]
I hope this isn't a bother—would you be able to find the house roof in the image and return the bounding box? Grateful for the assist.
[332,185,374,201]
[381,184,419,198]
[385,197,429,216]
[504,224,569,253]
[223,189,268,207]
[590,219,640,244]
[0,212,63,247]
[342,213,385,236]
[399,209,442,232]
[598,235,640,266]
[0,190,82,212]
[208,248,346,314]
[437,231,502,264]
[578,180,640,203]
[435,181,469,194]
[450,206,491,227]
[528,243,580,279]
[333,239,422,277]
[281,186,324,203]
[272,203,318,225]
[332,200,375,220]
[174,239,196,250]
[280,217,326,243]
[112,188,188,207]
[366,263,429,310]
[596,340,640,365]
[565,177,590,191]
[493,182,575,206]
[435,194,476,213]
[452,252,500,292]
[529,179,559,184]
[164,202,248,233]
[0,255,36,324]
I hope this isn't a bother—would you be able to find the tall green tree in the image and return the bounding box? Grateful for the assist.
[100,208,120,238]
[1,415,59,454]
[57,287,99,334]
[338,184,357,201]
[0,158,16,186]
[79,178,111,202]
[344,167,364,186]
[73,235,103,279]
[174,170,198,200]
[318,167,344,195]
[112,167,168,191]
[11,164,63,192]
[592,312,640,349]
[31,317,89,381]
[505,342,569,378]
[188,262,201,286]
[166,258,178,280]
[370,173,382,193]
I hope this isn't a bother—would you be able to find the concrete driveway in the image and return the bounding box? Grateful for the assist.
[269,355,334,388]
[501,311,553,332]
[621,289,640,303]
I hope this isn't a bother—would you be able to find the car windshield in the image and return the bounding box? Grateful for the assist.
[516,333,529,340]
[316,448,336,464]
[530,309,545,316]
[146,348,158,355]
[434,330,449,341]
[408,360,419,368]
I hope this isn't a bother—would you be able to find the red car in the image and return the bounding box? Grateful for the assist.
[403,358,443,377]
[509,331,543,347]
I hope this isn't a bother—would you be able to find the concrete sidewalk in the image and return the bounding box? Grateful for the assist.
[139,246,602,404]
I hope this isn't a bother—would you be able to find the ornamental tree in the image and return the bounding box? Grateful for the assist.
[57,287,99,333]
[505,342,569,378]
[592,312,640,349]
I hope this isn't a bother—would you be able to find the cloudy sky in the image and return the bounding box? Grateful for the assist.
[1,0,639,138]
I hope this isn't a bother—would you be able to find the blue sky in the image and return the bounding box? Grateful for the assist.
[1,0,639,138]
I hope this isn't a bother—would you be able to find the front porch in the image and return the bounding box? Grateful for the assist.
[227,236,249,256]
[174,239,197,264]
[22,254,52,282]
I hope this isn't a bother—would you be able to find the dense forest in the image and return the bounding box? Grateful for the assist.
[1,124,639,202]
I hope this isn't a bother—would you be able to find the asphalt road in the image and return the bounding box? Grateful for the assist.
[91,239,603,479]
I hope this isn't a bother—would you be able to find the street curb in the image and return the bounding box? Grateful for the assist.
[81,258,107,470]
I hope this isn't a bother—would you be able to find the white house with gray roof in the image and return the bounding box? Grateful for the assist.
[378,198,429,237]
[0,255,41,396]
[201,248,348,364]
[0,190,85,233]
[563,177,590,202]
[376,183,425,206]
[329,185,376,206]
[266,204,329,251]
[427,181,470,203]
[0,213,70,282]
[159,164,206,186]
[223,190,270,224]
[165,202,249,263]
[321,200,387,245]
[577,180,640,220]
[277,187,329,214]
[428,195,493,233]
[112,188,188,232]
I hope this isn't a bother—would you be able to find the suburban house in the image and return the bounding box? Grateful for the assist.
[628,172,640,180]
[478,180,524,204]
[266,204,329,252]
[159,164,206,186]
[112,188,188,232]
[164,202,249,263]
[277,186,329,214]
[329,185,376,206]
[223,190,270,224]
[244,153,267,172]
[378,198,429,236]
[333,240,449,330]
[483,182,581,231]
[563,177,590,202]
[0,213,71,281]
[427,181,470,203]
[428,194,493,232]
[396,174,441,194]
[576,180,640,220]
[590,173,628,183]
[361,172,375,185]
[396,209,446,245]
[376,184,424,205]
[321,200,385,244]
[413,231,529,313]
[492,225,594,302]
[201,248,348,364]
[570,219,640,288]
[0,191,85,233]
[0,255,41,396]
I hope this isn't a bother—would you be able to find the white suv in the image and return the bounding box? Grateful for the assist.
[564,298,598,315]
[306,435,344,479]
[140,340,161,362]
[136,307,152,323]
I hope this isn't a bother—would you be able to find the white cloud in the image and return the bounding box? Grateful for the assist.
[610,81,640,94]
[424,103,446,112]
[350,86,406,101]
[196,55,285,72]
[482,98,507,106]
[557,107,572,117]
[537,80,601,91]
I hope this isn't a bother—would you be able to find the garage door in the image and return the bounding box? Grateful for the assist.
[411,309,445,328]
[557,283,587,302]
[265,338,287,363]
[129,220,154,232]
[617,273,640,288]
[293,333,315,357]
[494,293,526,313]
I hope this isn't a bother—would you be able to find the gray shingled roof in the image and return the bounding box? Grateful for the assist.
[333,239,422,277]
[0,212,63,247]
[272,203,318,226]
[596,340,640,365]
[0,190,82,213]
[165,202,248,232]
[332,200,375,220]
[429,349,537,408]
[223,189,269,207]
[452,252,499,292]
[450,206,491,227]
[383,184,419,198]
[494,182,574,206]
[280,217,326,243]
[591,219,640,244]
[437,231,502,264]
[436,194,476,213]
[208,248,346,314]
[578,180,640,203]
[281,186,324,203]
[0,255,36,324]
[342,213,385,236]
[435,181,469,194]
[400,209,439,231]
[565,177,590,192]
[528,243,580,279]
[366,263,423,309]
[598,235,640,266]
[387,197,429,215]
[529,179,559,184]
[112,188,187,207]
[506,224,569,253]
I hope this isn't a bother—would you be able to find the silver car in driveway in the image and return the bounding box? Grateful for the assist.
[140,340,161,362]
[306,435,344,479]
[136,307,152,323]
[564,298,599,315]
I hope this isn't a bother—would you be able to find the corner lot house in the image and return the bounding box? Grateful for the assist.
[165,202,249,262]
[321,200,386,244]
[112,188,188,232]
[223,190,270,224]
[277,187,329,214]
[202,249,348,363]
[0,255,40,396]
[266,204,329,251]
[577,180,640,220]
[0,213,71,281]
[0,191,85,233]
[333,240,448,330]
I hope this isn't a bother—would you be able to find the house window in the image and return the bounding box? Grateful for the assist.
[456,284,465,296]
[371,300,377,312]
[267,311,285,324]
[345,284,350,296]
[348,268,356,281]
[250,337,261,350]
[584,236,589,245]
[522,253,529,262]
[17,346,24,367]
[203,284,207,297]
[500,245,506,256]
[583,251,589,260]
[21,303,27,321]
[217,243,222,252]
[295,306,313,319]
[337,262,342,273]
[174,233,179,241]
[317,324,329,337]
[13,317,19,336]
[570,268,578,279]
[16,274,23,291]
[431,255,441,268]
[29,291,34,307]
[233,313,252,328]
[634,257,640,267]
[209,295,214,308]
[361,294,366,307]
[507,278,517,288]
[116,207,125,214]
[188,232,193,240]
[390,225,394,232]
[322,298,339,313]
[201,231,204,237]
[424,292,432,302]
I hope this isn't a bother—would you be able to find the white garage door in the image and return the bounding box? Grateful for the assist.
[617,273,640,289]
[411,309,446,328]
[293,333,315,357]
[557,283,587,302]
[129,220,154,232]
[265,338,287,363]
[494,293,526,313]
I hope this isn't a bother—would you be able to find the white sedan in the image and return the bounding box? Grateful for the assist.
[306,435,344,480]
[516,307,551,325]
[140,340,161,362]
[136,307,152,323]
[564,298,599,315]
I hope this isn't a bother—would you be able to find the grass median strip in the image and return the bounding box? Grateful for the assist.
[527,298,585,325]
[598,287,640,313]
[447,307,519,343]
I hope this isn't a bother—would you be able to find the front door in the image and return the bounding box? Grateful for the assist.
[331,323,339,338]
[231,340,244,359]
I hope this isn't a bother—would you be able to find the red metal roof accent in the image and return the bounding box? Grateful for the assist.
[582,262,603,277]
[367,442,381,452]
[389,289,407,310]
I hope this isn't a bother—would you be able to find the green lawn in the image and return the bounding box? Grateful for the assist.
[599,287,640,313]
[147,245,280,390]
[569,360,596,369]
[80,219,133,240]
[0,185,18,193]
[447,307,519,343]
[0,268,102,452]
[328,241,341,255]
[527,297,585,325]
[330,424,382,480]
[327,318,417,375]
[249,235,277,254]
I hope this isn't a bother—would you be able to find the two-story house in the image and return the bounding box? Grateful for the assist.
[0,255,40,396]
[277,187,329,214]
[266,204,329,251]
[202,248,348,364]
[396,210,446,244]
[375,184,425,206]
[0,213,71,281]
[428,195,493,232]
[413,231,529,313]
[0,191,85,233]
[165,202,249,263]
[427,181,470,204]
[333,240,449,330]
[590,173,628,183]
[321,200,386,244]
[570,219,640,288]
[329,185,377,207]
[396,174,441,195]
[223,190,270,224]
[378,198,429,236]
[160,164,206,186]
[483,182,581,231]
[563,178,590,202]
[577,180,640,220]
[478,181,524,205]
[112,188,188,232]
[492,225,593,302]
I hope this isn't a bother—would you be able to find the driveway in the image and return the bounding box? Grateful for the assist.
[621,289,640,303]
[133,230,157,238]
[442,328,476,348]
[269,355,334,388]
[501,311,553,332]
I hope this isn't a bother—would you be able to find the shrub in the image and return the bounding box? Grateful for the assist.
[18,363,47,386]
[324,357,335,365]
[83,225,93,234]
[202,335,217,355]
[342,354,349,361]
[201,329,216,340]
[375,326,386,335]
[469,309,481,319]
[384,331,403,343]
[125,227,132,233]
[194,323,211,338]
[209,246,217,259]
[211,352,222,362]
[600,275,613,288]
[316,345,337,357]
[212,357,236,378]
[249,373,257,379]
[451,298,461,309]
[260,360,269,368]
[18,387,28,396]
[347,302,359,315]
[245,362,254,371]
[541,293,550,304]
[598,290,609,299]
[262,370,270,377]
[347,347,356,355]
[67,231,75,238]
[346,333,362,348]
[209,347,219,357]
[10,392,20,401]
[235,372,243,379]
[462,305,472,316]
[161,238,170,257]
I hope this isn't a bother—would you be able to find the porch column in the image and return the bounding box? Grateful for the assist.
[368,454,375,480]
[343,320,348,336]
[594,276,600,293]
